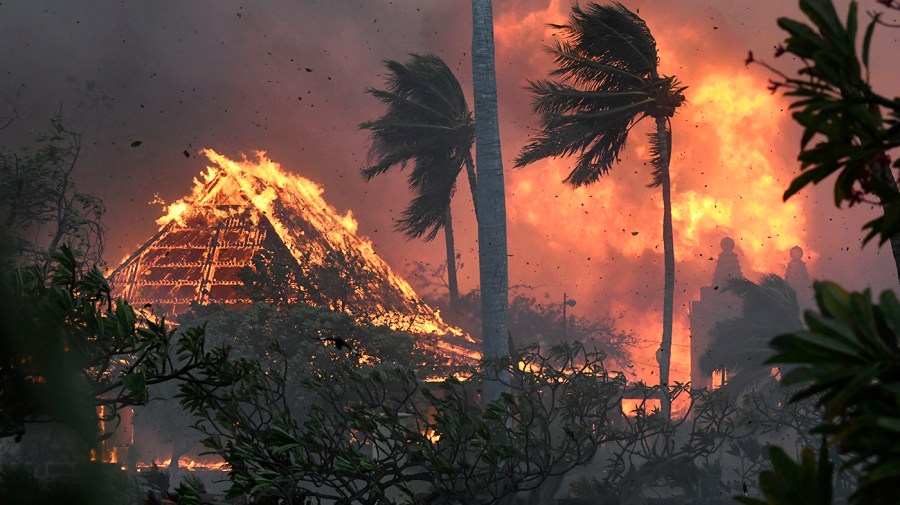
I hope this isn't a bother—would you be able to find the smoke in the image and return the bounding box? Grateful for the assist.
[2,0,897,381]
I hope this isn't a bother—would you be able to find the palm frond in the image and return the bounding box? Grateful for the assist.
[515,86,647,186]
[360,150,410,181]
[396,157,459,241]
[359,53,474,240]
[701,275,804,391]
[516,2,686,187]
[528,79,651,118]
[726,275,801,322]
[385,55,468,115]
[547,41,647,90]
[553,2,658,82]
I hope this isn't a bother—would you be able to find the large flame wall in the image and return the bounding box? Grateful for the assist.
[496,2,814,382]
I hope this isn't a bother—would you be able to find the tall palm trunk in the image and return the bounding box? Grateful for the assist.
[656,116,675,419]
[472,0,510,403]
[443,207,460,313]
[465,153,478,219]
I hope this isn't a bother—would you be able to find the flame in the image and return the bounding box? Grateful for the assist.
[116,149,478,366]
[424,428,441,444]
[621,398,662,417]
[679,72,813,273]
[196,149,469,345]
[137,456,230,472]
[197,149,424,305]
[671,191,733,247]
[156,200,188,227]
[338,210,358,235]
[506,70,812,384]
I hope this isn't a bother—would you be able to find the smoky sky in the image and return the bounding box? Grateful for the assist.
[3,0,898,380]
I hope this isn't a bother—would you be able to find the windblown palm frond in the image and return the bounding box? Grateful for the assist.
[729,274,801,323]
[515,2,686,188]
[701,275,803,393]
[549,2,657,86]
[396,156,460,241]
[360,54,474,240]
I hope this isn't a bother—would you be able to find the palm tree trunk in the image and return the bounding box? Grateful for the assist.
[444,207,460,313]
[472,0,510,403]
[656,116,675,419]
[465,153,478,219]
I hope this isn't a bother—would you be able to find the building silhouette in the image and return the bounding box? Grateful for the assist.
[689,237,743,390]
[690,239,811,390]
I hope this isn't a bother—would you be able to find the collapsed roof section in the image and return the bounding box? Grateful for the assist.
[110,149,478,366]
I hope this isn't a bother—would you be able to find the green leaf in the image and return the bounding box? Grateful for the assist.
[123,371,146,396]
[130,140,142,147]
[777,18,819,42]
[783,165,833,201]
[874,417,900,433]
[867,459,900,482]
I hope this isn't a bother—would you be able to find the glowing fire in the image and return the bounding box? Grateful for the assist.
[679,72,812,273]
[621,398,662,417]
[160,149,434,317]
[506,70,813,384]
[137,457,230,472]
[123,149,478,365]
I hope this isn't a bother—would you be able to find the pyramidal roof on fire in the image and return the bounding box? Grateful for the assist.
[110,149,478,364]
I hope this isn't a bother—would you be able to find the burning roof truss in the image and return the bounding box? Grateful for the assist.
[110,150,478,365]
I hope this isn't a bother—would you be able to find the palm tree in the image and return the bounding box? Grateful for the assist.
[472,0,510,403]
[515,2,686,416]
[360,54,477,312]
[701,275,803,394]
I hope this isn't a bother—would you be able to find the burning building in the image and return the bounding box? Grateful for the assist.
[689,237,743,390]
[105,149,482,476]
[690,238,812,390]
[109,149,479,365]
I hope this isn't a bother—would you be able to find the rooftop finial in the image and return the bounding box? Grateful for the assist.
[720,237,735,252]
[712,236,742,285]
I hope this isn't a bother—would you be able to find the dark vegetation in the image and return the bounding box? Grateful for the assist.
[1,0,899,504]
[0,116,104,267]
[359,53,478,313]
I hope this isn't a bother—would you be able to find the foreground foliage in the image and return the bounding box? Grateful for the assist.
[178,342,625,505]
[0,116,104,267]
[754,0,900,261]
[752,282,900,505]
[738,0,900,503]
[0,246,225,443]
